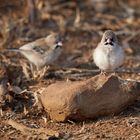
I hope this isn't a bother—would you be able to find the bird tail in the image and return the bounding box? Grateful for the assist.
[6,48,20,52]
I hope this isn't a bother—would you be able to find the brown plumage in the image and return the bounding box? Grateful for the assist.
[7,33,63,69]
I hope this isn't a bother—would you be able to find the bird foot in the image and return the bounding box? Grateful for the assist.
[100,70,107,76]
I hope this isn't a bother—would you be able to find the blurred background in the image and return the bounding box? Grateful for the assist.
[0,0,140,79]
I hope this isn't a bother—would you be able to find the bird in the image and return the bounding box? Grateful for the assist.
[93,30,125,73]
[7,33,63,77]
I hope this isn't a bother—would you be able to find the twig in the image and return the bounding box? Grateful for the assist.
[74,8,81,28]
[7,119,60,138]
[46,67,140,80]
[118,1,135,17]
[126,118,140,134]
[46,68,100,80]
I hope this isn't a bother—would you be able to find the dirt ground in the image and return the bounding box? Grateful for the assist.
[0,0,140,139]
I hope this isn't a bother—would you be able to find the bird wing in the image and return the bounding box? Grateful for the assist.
[20,37,50,55]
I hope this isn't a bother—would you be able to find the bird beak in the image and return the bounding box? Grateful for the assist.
[106,38,112,44]
[55,41,63,49]
[105,38,113,45]
[57,42,63,47]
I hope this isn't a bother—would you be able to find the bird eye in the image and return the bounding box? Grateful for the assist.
[110,38,113,42]
[55,41,59,44]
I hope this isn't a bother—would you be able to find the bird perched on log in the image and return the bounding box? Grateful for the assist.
[93,30,125,73]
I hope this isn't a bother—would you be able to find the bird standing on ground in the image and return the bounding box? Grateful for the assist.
[93,30,125,73]
[7,33,63,78]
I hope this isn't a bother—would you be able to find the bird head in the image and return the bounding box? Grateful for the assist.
[45,33,63,51]
[101,30,118,46]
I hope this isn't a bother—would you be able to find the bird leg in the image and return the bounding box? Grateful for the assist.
[37,66,50,79]
[30,63,34,73]
[100,70,107,76]
[29,63,40,79]
[111,70,117,76]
